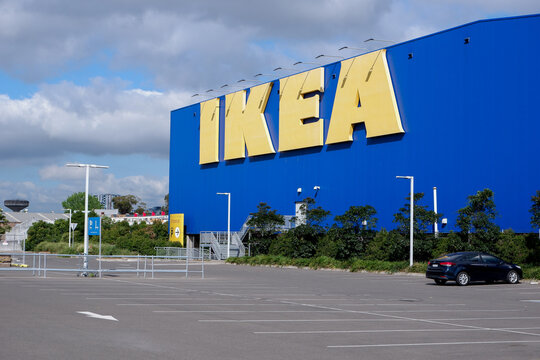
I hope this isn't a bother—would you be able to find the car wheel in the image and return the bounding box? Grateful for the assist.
[506,270,519,284]
[434,279,447,285]
[456,271,470,286]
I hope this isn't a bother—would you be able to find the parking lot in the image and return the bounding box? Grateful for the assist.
[1,262,539,359]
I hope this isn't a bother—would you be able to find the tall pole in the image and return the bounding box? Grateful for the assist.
[409,177,414,267]
[67,209,72,247]
[84,165,90,271]
[66,163,109,274]
[217,192,231,259]
[227,193,231,259]
[433,187,439,238]
[397,176,414,267]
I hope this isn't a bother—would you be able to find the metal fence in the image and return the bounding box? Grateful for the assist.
[154,247,210,259]
[0,252,204,279]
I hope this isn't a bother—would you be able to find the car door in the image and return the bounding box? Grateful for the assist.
[480,254,506,281]
[461,253,483,280]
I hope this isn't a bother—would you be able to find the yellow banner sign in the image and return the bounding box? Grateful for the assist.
[169,213,184,246]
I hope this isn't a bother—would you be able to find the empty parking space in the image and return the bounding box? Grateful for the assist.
[1,263,539,359]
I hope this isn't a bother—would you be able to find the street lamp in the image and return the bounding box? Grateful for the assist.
[216,192,231,259]
[66,163,109,273]
[65,209,72,247]
[396,175,414,267]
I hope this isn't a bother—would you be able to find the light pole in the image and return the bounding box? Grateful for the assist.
[433,187,439,238]
[216,192,231,259]
[396,176,414,267]
[66,209,72,247]
[66,163,109,273]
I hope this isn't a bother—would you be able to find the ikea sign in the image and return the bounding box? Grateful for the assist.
[199,49,404,164]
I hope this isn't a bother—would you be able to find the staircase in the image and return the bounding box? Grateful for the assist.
[200,215,295,260]
[200,231,245,260]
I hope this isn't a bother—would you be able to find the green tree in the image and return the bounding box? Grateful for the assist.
[393,193,442,236]
[456,188,500,248]
[0,207,9,235]
[246,203,285,255]
[113,195,139,214]
[270,198,330,259]
[495,230,529,264]
[163,193,169,214]
[62,192,102,212]
[325,205,378,260]
[334,205,377,231]
[364,229,407,261]
[530,190,540,230]
[296,197,330,228]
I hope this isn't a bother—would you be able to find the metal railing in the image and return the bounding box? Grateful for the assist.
[155,247,210,259]
[0,252,204,279]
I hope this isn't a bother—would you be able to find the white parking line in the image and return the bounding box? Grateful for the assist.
[369,309,520,313]
[328,340,540,348]
[199,316,540,323]
[255,327,540,334]
[154,310,343,313]
[118,303,293,306]
[87,297,221,300]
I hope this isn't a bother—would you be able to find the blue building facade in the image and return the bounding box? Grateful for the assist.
[170,14,540,235]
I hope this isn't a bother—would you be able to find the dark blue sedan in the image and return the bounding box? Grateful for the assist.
[426,252,522,286]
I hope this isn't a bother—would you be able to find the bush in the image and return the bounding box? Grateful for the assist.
[34,241,78,254]
[269,225,320,258]
[364,229,407,261]
[523,265,540,280]
[432,232,472,258]
[495,230,529,264]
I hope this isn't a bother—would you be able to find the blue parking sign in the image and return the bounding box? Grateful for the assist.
[88,217,101,236]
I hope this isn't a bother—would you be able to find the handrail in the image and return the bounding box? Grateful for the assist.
[0,252,204,278]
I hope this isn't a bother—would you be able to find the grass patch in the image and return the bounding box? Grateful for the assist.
[227,255,540,280]
[523,265,540,280]
[228,255,426,274]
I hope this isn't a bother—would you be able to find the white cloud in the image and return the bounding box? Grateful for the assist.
[0,79,189,165]
[2,0,536,91]
[1,165,168,212]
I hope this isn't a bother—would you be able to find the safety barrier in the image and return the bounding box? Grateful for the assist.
[0,252,204,279]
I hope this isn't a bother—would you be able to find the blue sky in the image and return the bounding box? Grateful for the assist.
[0,0,538,212]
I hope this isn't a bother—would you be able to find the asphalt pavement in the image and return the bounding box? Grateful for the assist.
[1,261,539,359]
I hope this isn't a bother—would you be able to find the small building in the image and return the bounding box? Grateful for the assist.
[1,212,69,251]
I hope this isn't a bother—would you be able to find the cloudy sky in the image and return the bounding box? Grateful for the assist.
[0,0,538,212]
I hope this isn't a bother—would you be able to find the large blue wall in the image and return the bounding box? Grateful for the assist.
[170,14,540,234]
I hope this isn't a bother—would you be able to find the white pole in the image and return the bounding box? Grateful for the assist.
[396,176,414,267]
[83,165,89,272]
[433,187,439,238]
[217,192,231,259]
[99,216,102,278]
[65,163,108,274]
[410,177,414,267]
[68,209,72,248]
[227,193,231,259]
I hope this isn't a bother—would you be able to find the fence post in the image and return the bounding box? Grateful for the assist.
[201,247,205,279]
[32,254,36,276]
[144,256,147,279]
[152,256,154,279]
[185,251,189,278]
[43,254,47,279]
[137,255,140,277]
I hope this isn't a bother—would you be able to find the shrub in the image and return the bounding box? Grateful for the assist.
[495,230,529,264]
[364,229,407,261]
